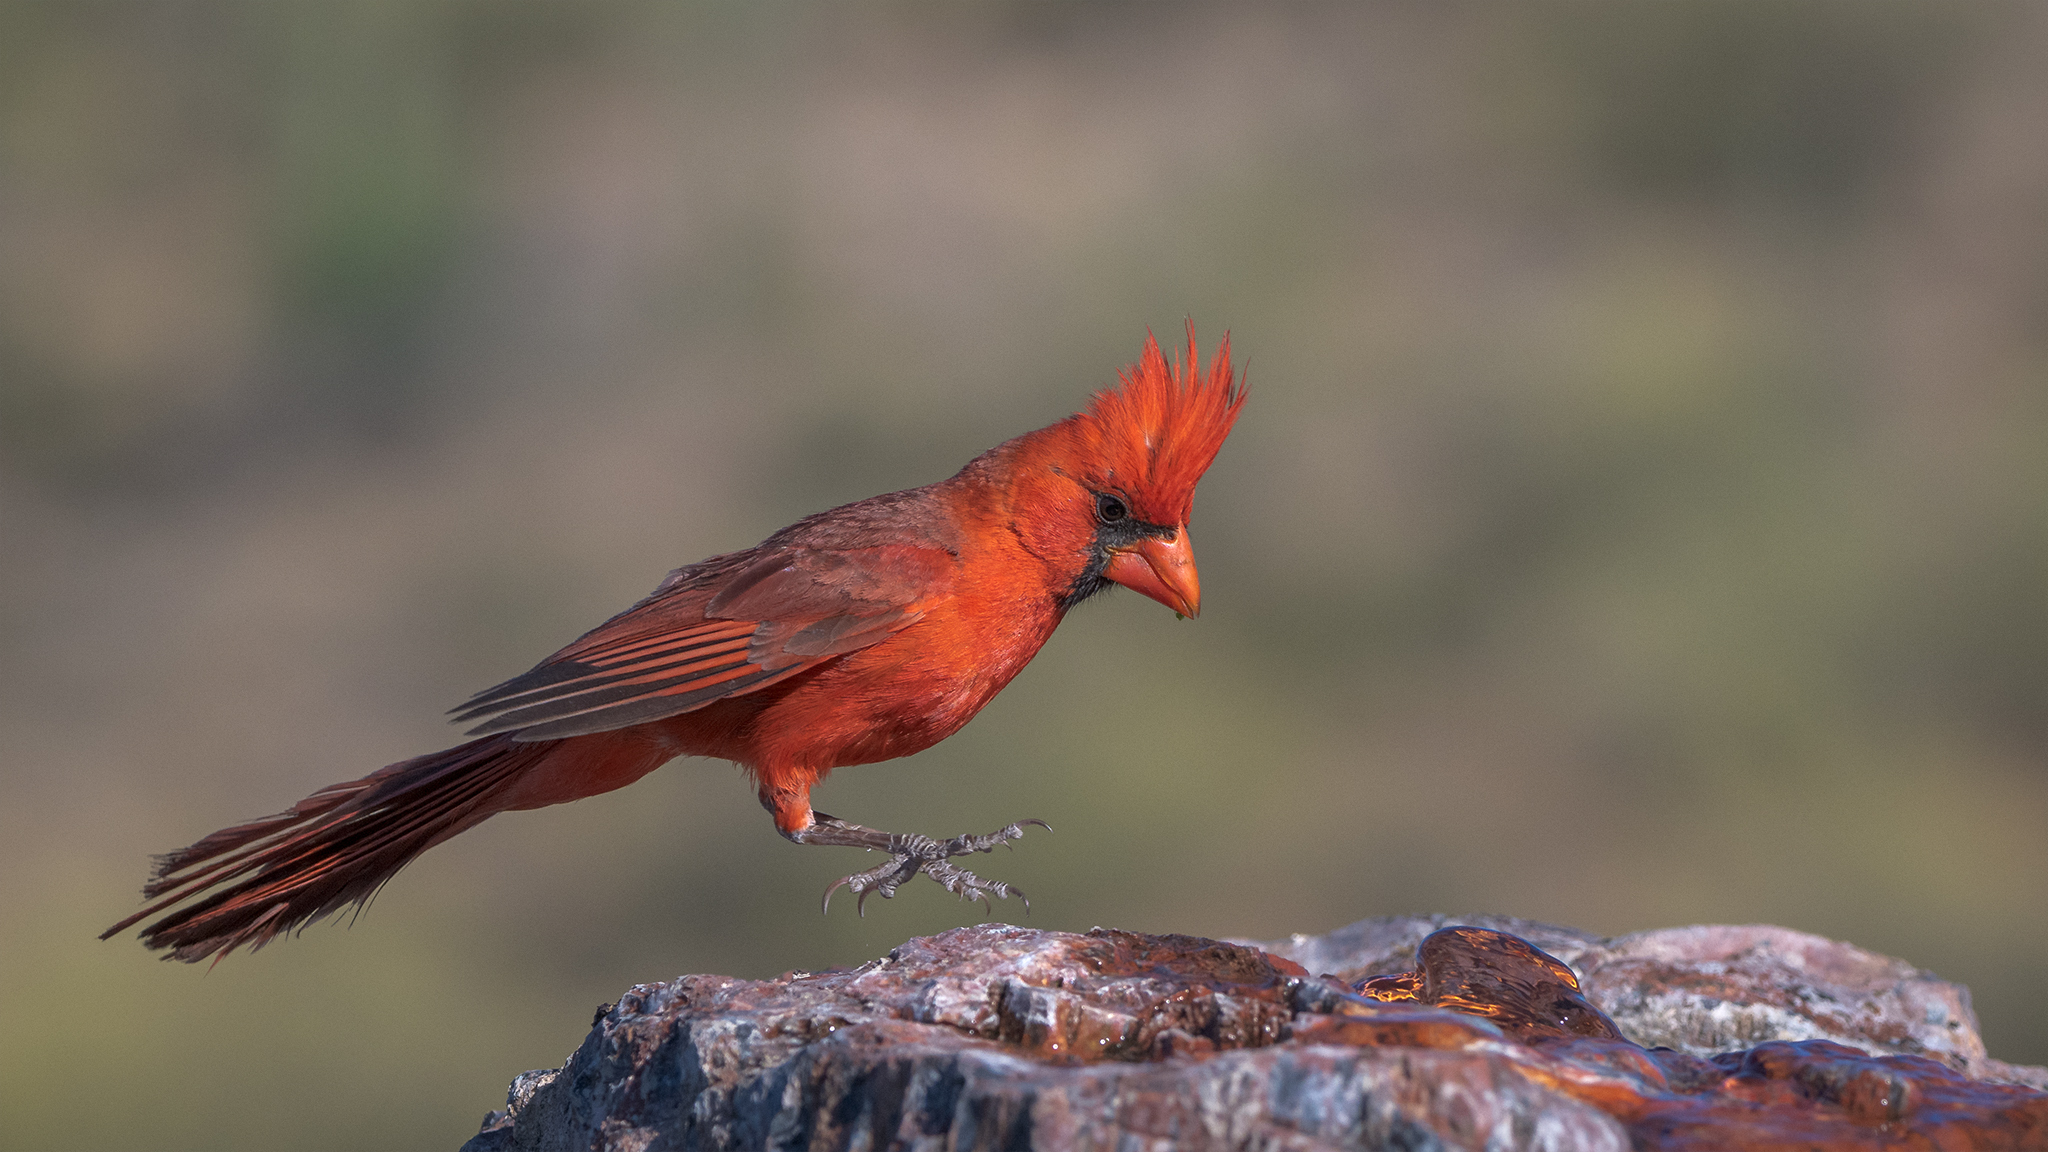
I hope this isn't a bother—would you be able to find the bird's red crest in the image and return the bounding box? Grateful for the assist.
[1067,325,1246,526]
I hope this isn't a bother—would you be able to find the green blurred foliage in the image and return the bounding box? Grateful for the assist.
[2,3,2045,1148]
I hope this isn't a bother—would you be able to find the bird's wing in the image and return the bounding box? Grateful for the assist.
[450,543,950,740]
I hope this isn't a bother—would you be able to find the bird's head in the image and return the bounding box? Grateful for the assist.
[996,325,1246,617]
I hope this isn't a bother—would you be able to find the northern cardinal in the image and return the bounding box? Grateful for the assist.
[105,327,1245,963]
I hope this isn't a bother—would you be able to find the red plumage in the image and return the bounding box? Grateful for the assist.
[105,326,1245,962]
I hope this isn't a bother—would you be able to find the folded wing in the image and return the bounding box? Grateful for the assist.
[452,543,950,741]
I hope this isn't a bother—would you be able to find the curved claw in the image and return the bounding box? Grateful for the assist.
[1008,819,1051,849]
[822,873,889,918]
[821,875,852,916]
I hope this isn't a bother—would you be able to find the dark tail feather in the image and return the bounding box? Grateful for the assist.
[102,734,557,964]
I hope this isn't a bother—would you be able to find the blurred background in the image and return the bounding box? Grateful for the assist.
[3,2,2044,1147]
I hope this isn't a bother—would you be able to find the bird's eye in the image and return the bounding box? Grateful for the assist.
[1095,493,1128,523]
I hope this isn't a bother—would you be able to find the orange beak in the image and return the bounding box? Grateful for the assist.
[1103,529,1201,618]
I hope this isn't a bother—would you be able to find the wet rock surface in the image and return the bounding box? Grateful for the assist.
[1251,914,2048,1089]
[465,917,2048,1151]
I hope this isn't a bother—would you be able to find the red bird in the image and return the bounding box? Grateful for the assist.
[105,328,1245,963]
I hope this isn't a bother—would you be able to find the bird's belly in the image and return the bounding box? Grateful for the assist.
[777,663,1006,768]
[732,617,1052,773]
[825,677,997,766]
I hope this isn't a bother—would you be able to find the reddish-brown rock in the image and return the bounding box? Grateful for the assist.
[1250,914,2048,1088]
[465,917,2048,1151]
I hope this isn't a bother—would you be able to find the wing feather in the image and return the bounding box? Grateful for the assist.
[450,543,949,740]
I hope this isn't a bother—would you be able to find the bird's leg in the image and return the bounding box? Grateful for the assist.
[787,812,1050,916]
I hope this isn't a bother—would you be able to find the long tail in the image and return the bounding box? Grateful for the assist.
[102,734,559,964]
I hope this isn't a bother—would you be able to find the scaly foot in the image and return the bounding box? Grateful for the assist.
[792,813,1049,916]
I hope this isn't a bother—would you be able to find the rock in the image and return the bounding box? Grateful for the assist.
[1248,915,2048,1088]
[466,918,2048,1151]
